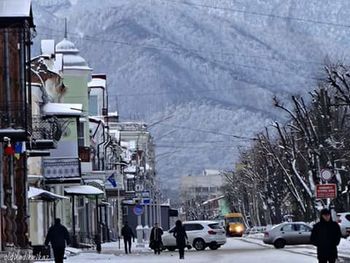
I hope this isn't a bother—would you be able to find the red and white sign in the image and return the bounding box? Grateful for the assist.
[316,184,337,199]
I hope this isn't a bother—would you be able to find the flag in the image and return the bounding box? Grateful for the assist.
[14,142,25,160]
[4,143,14,156]
[107,173,117,188]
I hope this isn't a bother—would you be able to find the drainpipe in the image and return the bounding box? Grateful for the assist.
[97,125,106,170]
[102,132,111,170]
[4,28,11,120]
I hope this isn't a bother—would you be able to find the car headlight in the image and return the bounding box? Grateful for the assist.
[235,226,243,232]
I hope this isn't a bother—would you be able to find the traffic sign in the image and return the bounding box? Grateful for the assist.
[320,169,333,182]
[133,204,144,216]
[316,184,337,199]
[142,198,151,204]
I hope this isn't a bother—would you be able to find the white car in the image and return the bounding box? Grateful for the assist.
[162,220,226,251]
[337,212,350,237]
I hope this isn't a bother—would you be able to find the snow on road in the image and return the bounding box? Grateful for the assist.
[35,238,318,263]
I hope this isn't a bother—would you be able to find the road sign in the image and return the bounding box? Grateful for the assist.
[142,198,151,205]
[320,169,333,182]
[316,184,337,199]
[133,204,144,216]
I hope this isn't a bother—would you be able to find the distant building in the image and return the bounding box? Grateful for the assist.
[180,169,224,220]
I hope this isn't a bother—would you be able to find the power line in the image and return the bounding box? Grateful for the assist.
[36,26,323,67]
[154,123,258,141]
[36,30,323,92]
[156,0,350,29]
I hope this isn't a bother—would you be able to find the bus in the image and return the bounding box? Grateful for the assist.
[224,213,245,237]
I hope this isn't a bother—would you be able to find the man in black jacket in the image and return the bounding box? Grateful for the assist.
[45,218,70,263]
[311,208,342,263]
[150,223,163,255]
[121,221,135,254]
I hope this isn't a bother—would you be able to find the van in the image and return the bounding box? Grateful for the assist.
[224,213,245,237]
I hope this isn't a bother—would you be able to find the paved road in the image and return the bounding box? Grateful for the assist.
[39,238,322,263]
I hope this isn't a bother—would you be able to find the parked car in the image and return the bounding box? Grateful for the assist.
[162,220,227,251]
[263,222,312,249]
[337,212,350,237]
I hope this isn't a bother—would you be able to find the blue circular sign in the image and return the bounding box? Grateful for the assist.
[133,204,144,216]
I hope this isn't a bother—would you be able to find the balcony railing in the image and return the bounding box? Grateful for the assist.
[32,115,63,142]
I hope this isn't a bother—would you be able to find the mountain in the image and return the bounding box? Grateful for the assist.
[32,0,350,190]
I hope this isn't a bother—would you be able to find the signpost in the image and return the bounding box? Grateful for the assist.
[316,184,337,199]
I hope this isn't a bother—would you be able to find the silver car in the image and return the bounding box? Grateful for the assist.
[263,222,312,248]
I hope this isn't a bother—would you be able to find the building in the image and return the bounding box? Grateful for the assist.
[0,0,35,250]
[180,169,224,220]
[108,122,159,231]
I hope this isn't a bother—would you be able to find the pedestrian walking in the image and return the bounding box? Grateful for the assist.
[121,221,135,254]
[44,218,70,263]
[173,220,188,259]
[311,208,342,263]
[150,222,163,255]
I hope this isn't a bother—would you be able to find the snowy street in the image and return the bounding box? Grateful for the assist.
[34,237,347,263]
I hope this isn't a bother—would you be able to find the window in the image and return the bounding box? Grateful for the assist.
[345,214,350,221]
[208,223,222,230]
[78,122,85,147]
[281,224,294,232]
[89,95,98,116]
[126,179,135,192]
[184,223,204,231]
[296,224,311,232]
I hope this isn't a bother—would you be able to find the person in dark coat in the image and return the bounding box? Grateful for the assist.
[121,221,135,254]
[44,218,70,263]
[173,220,188,259]
[150,222,163,255]
[311,208,342,263]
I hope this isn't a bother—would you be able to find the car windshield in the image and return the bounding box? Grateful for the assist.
[226,217,243,223]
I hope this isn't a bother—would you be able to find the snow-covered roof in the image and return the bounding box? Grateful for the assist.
[0,0,31,17]
[28,186,68,201]
[64,185,104,196]
[88,78,106,88]
[56,38,91,70]
[43,102,83,117]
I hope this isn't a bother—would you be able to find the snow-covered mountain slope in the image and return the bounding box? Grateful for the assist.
[32,0,350,188]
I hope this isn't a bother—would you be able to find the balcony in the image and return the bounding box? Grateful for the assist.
[29,116,63,149]
[0,102,31,140]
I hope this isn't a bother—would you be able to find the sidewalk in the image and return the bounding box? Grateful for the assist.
[100,239,152,256]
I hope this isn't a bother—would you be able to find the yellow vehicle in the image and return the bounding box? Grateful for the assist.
[224,213,245,237]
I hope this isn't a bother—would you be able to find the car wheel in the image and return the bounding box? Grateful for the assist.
[193,238,206,251]
[274,239,286,249]
[167,246,176,251]
[209,244,220,250]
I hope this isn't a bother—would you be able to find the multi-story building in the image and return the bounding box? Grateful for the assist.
[0,0,35,250]
[180,169,225,220]
[108,122,159,230]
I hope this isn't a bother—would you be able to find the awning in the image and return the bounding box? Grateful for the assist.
[64,185,104,196]
[43,103,83,117]
[28,187,68,201]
